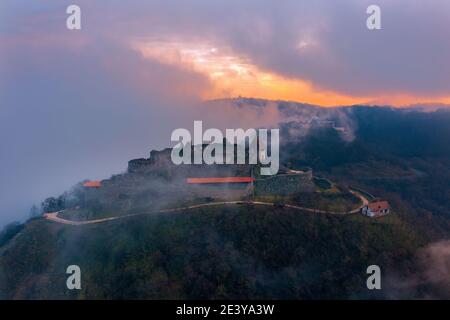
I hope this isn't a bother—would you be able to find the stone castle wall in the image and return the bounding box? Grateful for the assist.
[254,170,314,196]
[128,158,153,173]
[128,148,173,173]
[128,148,315,198]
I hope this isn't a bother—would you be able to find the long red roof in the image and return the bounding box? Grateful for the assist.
[187,177,254,184]
[83,180,102,188]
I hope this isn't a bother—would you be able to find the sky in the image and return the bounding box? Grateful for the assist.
[1,0,450,225]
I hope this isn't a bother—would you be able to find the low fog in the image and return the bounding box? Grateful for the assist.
[386,240,450,299]
[0,36,208,227]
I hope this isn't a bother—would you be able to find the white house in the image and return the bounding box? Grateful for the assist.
[361,200,390,217]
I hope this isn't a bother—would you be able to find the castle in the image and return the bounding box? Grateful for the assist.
[127,148,314,199]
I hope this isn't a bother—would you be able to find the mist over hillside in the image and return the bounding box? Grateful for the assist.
[1,98,449,228]
[1,98,449,299]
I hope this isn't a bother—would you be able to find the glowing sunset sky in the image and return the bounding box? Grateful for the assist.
[133,38,450,107]
[133,39,368,106]
[2,0,450,107]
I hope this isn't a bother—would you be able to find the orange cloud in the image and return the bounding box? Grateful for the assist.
[132,39,450,107]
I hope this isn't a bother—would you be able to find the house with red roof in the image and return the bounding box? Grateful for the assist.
[361,200,390,217]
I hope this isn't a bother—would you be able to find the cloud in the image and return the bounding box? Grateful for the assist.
[385,240,450,299]
[78,0,450,102]
[4,1,450,104]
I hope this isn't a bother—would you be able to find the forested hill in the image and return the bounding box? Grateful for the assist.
[0,103,449,299]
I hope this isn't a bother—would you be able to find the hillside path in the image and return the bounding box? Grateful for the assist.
[44,190,369,226]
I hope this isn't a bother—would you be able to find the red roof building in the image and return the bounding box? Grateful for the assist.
[362,200,390,217]
[83,180,102,188]
[186,177,255,184]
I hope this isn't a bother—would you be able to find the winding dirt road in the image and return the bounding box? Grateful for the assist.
[43,190,369,226]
